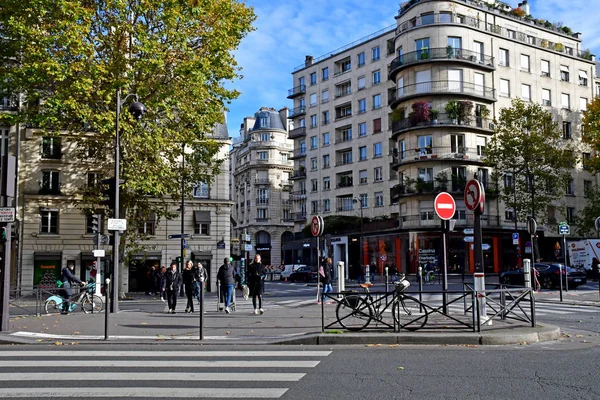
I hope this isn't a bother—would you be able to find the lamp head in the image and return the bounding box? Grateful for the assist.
[129,101,147,120]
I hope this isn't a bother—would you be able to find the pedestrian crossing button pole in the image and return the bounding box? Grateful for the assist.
[336,261,345,298]
[523,259,531,289]
[104,278,110,340]
[199,271,204,340]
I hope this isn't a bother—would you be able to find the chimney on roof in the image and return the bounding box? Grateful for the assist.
[305,55,314,67]
[520,0,530,15]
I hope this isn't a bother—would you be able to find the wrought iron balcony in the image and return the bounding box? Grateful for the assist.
[389,80,496,107]
[288,106,306,119]
[287,84,306,99]
[288,126,306,139]
[391,113,494,138]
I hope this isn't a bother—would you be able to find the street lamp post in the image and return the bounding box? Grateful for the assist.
[111,88,145,313]
[180,143,185,271]
[353,197,365,283]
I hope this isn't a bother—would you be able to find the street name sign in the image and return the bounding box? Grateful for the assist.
[0,207,15,223]
[107,218,127,231]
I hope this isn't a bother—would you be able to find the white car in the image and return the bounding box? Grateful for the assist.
[280,264,306,280]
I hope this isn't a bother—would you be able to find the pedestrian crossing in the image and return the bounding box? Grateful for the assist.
[0,349,332,398]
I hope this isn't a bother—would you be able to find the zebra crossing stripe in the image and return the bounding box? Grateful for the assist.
[5,360,320,368]
[0,372,305,382]
[0,388,288,398]
[0,350,331,358]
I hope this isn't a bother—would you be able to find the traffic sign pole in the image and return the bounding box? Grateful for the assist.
[434,192,456,316]
[465,179,487,325]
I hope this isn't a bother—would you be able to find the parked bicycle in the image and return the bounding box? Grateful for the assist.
[44,280,104,314]
[335,274,427,331]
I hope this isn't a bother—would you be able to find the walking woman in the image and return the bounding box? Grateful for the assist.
[320,258,333,303]
[182,260,196,313]
[247,254,265,314]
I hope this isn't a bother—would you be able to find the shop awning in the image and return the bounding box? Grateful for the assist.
[579,70,588,79]
[560,65,569,72]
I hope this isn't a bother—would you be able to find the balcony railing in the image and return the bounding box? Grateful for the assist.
[391,180,498,197]
[290,148,306,159]
[391,145,488,167]
[391,113,494,137]
[287,85,306,99]
[336,180,353,189]
[288,106,306,119]
[255,198,269,205]
[390,81,496,105]
[292,212,307,222]
[254,179,270,185]
[290,169,306,179]
[389,47,494,79]
[288,126,306,139]
[0,96,18,111]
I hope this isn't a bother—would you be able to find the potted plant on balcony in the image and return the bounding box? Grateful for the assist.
[445,100,459,124]
[411,101,430,125]
[404,177,416,194]
[429,108,439,124]
[554,42,564,52]
[435,171,449,191]
[391,107,405,123]
[420,46,430,60]
[446,45,454,58]
[457,100,473,125]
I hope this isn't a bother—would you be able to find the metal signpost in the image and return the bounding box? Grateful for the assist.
[434,192,456,314]
[465,179,487,323]
[311,215,324,303]
[558,222,570,301]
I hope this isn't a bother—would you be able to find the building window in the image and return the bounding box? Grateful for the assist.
[372,70,381,85]
[372,94,381,109]
[521,84,531,101]
[311,179,318,192]
[322,154,330,168]
[359,146,367,161]
[373,118,381,133]
[372,46,380,61]
[40,170,60,194]
[373,142,382,158]
[336,104,352,119]
[374,166,383,182]
[584,180,592,196]
[541,60,550,77]
[359,122,367,137]
[322,89,329,103]
[257,209,268,220]
[310,157,318,171]
[322,110,330,125]
[357,52,365,67]
[498,48,509,66]
[563,122,572,139]
[499,79,510,97]
[560,66,569,82]
[541,89,551,106]
[311,200,319,214]
[375,192,384,207]
[41,137,62,159]
[561,93,570,110]
[309,93,317,106]
[322,67,329,81]
[505,208,514,222]
[566,179,575,195]
[342,127,352,141]
[583,152,591,170]
[257,150,268,160]
[566,207,576,224]
[506,29,516,39]
[520,54,530,72]
[310,115,318,129]
[323,199,331,212]
[357,76,366,90]
[359,170,368,184]
[138,215,156,235]
[193,182,210,198]
[40,209,59,234]
[310,72,317,85]
[323,177,330,190]
[358,98,366,113]
[87,172,99,188]
[580,97,588,111]
[322,132,330,146]
[342,150,352,165]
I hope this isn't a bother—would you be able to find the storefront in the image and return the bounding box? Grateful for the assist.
[255,245,272,266]
[128,252,161,292]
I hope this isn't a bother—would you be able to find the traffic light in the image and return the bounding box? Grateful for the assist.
[176,256,182,265]
[91,214,102,234]
[0,227,6,242]
[100,178,124,216]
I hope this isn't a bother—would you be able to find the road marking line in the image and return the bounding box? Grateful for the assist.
[0,350,331,357]
[0,372,306,382]
[0,388,288,398]
[10,331,309,341]
[4,360,321,368]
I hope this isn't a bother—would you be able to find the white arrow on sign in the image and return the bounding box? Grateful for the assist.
[464,236,474,243]
[463,228,474,235]
[482,244,491,251]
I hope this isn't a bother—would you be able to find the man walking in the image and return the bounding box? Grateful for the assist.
[217,257,236,313]
[165,262,181,314]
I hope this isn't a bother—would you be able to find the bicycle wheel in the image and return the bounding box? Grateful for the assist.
[335,294,373,331]
[44,299,61,314]
[82,295,104,314]
[393,296,427,331]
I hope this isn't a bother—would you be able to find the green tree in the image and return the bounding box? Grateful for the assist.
[582,97,600,173]
[574,186,600,237]
[0,1,256,236]
[485,99,577,225]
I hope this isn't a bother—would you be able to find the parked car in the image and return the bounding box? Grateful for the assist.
[500,263,587,289]
[288,266,318,283]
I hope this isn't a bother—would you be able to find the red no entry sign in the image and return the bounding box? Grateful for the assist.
[434,192,456,220]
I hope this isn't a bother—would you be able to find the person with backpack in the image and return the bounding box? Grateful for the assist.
[320,258,333,304]
[217,257,236,313]
[165,262,181,314]
[59,263,85,314]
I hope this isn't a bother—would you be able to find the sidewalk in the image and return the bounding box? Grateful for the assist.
[1,290,560,346]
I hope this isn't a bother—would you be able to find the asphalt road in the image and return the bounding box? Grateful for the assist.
[0,341,598,399]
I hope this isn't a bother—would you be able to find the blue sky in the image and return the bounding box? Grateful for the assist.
[225,0,600,136]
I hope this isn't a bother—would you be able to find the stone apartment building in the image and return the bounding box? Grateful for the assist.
[287,0,599,277]
[230,107,295,267]
[4,119,232,294]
